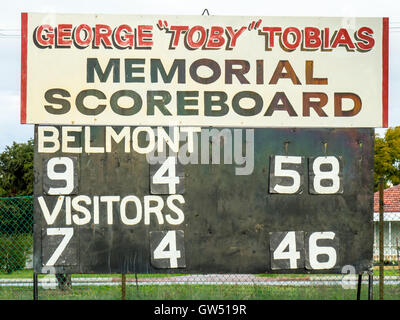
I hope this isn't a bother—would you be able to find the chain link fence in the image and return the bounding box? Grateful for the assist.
[373,213,400,265]
[1,196,399,300]
[0,196,33,274]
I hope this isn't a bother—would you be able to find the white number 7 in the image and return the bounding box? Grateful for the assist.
[45,228,74,266]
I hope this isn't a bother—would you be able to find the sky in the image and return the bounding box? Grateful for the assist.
[0,0,400,151]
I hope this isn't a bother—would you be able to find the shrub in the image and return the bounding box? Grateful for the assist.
[0,235,32,273]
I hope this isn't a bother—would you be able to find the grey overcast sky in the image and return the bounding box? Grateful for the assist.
[1,0,400,151]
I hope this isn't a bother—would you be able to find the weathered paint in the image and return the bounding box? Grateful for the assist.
[33,126,374,274]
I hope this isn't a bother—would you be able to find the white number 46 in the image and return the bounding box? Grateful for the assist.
[270,231,338,270]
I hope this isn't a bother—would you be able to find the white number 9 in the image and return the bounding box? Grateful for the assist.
[46,157,75,195]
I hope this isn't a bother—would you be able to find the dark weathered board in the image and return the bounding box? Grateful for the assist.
[33,126,374,274]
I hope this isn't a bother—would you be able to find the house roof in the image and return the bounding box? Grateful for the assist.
[374,184,400,213]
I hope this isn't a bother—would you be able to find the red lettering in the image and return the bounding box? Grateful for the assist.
[304,27,321,49]
[356,27,375,51]
[73,24,92,48]
[169,25,189,48]
[57,24,72,47]
[114,24,134,48]
[186,26,206,49]
[331,28,356,50]
[281,27,302,51]
[260,27,282,49]
[225,26,246,49]
[137,25,153,48]
[322,28,331,50]
[206,26,225,48]
[94,24,113,48]
[34,25,54,47]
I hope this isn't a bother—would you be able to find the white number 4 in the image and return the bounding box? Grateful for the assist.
[152,157,180,194]
[153,231,182,268]
[273,231,301,269]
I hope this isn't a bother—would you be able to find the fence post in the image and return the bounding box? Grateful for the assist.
[368,271,373,300]
[121,273,126,300]
[33,272,38,300]
[356,274,362,300]
[379,176,385,300]
[396,237,399,274]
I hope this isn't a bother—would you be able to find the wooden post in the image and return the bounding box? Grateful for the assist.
[396,237,399,274]
[121,273,126,300]
[379,176,385,300]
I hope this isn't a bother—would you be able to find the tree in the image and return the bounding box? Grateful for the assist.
[0,140,34,273]
[0,139,34,197]
[374,127,400,190]
[0,139,34,237]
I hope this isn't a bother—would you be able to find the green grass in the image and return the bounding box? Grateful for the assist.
[0,269,32,279]
[1,284,400,300]
[0,270,184,279]
[373,268,400,276]
[1,268,399,300]
[257,273,338,277]
[1,268,399,280]
[257,269,400,277]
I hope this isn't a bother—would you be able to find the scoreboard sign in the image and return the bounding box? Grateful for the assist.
[21,13,388,128]
[33,126,374,274]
